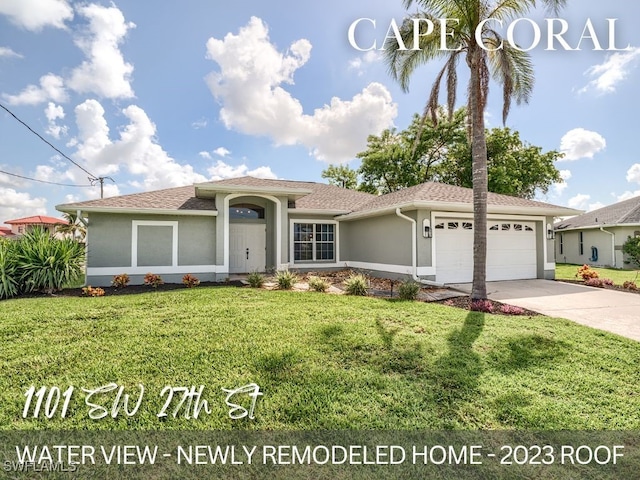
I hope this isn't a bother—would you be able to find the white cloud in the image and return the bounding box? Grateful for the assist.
[213,147,231,157]
[348,50,380,76]
[580,47,640,94]
[198,151,212,160]
[617,190,640,202]
[559,128,606,161]
[3,73,67,105]
[0,46,22,58]
[44,102,68,139]
[207,160,277,181]
[67,4,135,99]
[627,164,640,184]
[553,169,572,195]
[192,118,208,129]
[205,17,397,163]
[67,99,207,191]
[0,0,73,31]
[0,187,47,221]
[567,193,606,212]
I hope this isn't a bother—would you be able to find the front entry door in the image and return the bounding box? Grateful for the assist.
[229,224,266,273]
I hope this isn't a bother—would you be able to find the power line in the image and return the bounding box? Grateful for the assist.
[0,101,116,198]
[0,168,94,188]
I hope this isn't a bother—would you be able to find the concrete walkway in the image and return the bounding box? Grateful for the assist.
[449,279,640,342]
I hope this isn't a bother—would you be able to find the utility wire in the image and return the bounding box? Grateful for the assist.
[0,168,94,188]
[0,102,96,179]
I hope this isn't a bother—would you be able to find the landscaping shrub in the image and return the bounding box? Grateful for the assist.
[623,280,638,291]
[14,227,84,294]
[344,274,368,296]
[308,276,329,292]
[584,278,613,288]
[622,235,640,268]
[0,240,19,300]
[144,273,164,288]
[576,264,599,280]
[247,272,265,288]
[397,280,420,301]
[182,274,200,288]
[82,286,105,297]
[275,270,298,290]
[500,304,525,315]
[111,273,130,289]
[470,299,494,313]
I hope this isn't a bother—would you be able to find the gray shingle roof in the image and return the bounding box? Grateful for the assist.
[555,195,640,230]
[353,182,568,212]
[57,185,216,212]
[57,177,574,216]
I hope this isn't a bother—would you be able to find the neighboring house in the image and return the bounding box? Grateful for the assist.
[555,196,640,268]
[4,215,69,239]
[55,177,578,286]
[0,226,16,239]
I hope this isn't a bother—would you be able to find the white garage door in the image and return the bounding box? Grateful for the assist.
[435,219,537,284]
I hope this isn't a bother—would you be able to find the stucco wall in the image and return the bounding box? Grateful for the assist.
[340,214,412,266]
[555,228,615,267]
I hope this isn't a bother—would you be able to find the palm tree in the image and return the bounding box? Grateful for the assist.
[386,0,566,299]
[57,212,87,241]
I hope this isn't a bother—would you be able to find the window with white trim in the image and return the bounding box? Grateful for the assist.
[293,223,335,262]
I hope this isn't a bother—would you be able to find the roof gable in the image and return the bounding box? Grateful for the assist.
[5,215,68,225]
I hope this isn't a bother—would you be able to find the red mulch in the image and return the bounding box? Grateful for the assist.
[435,296,540,316]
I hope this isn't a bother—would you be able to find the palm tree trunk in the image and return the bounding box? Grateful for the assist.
[468,47,488,300]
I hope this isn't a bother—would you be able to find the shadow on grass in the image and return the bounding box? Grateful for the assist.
[430,311,484,426]
[489,334,569,373]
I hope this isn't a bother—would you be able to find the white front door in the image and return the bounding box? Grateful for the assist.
[230,224,266,273]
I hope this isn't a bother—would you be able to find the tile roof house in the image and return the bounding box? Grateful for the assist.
[56,177,579,286]
[555,196,640,268]
[3,215,69,238]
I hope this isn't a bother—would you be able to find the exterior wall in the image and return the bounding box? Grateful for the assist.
[543,216,555,279]
[340,214,412,267]
[555,228,620,267]
[86,213,217,286]
[616,226,640,268]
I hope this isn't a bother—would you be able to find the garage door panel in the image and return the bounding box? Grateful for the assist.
[435,219,537,284]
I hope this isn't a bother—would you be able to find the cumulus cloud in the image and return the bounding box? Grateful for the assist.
[192,118,208,129]
[553,169,572,195]
[67,4,135,99]
[44,102,68,139]
[213,147,231,157]
[66,99,207,191]
[205,17,397,163]
[580,47,640,95]
[207,161,277,181]
[567,193,606,212]
[0,46,22,58]
[0,187,47,221]
[559,128,606,161]
[0,0,73,31]
[3,73,67,105]
[199,151,212,160]
[348,50,380,76]
[617,190,640,202]
[627,164,640,184]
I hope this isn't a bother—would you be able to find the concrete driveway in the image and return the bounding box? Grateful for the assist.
[449,279,640,342]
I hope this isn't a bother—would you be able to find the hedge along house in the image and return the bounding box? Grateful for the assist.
[554,196,640,268]
[56,176,579,286]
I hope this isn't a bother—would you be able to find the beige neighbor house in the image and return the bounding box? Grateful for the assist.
[55,177,579,287]
[554,196,640,268]
[3,215,69,239]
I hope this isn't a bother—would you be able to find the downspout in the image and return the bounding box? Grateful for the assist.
[395,208,444,287]
[600,227,616,267]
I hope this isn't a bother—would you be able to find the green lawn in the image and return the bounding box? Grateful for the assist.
[556,263,640,285]
[1,287,639,431]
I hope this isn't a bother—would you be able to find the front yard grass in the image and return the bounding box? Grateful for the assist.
[556,263,640,285]
[1,286,639,430]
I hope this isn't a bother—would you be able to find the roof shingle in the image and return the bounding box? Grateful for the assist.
[556,195,640,230]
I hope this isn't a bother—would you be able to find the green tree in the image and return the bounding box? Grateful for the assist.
[321,164,359,190]
[385,0,566,299]
[438,127,563,199]
[57,212,87,240]
[623,235,640,269]
[358,108,466,194]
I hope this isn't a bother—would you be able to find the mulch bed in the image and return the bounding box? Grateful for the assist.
[434,296,540,316]
[558,279,640,295]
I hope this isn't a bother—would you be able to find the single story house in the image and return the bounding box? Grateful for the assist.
[3,215,69,238]
[56,177,579,286]
[554,195,640,268]
[0,226,16,239]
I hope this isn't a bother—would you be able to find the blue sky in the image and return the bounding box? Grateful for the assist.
[1,0,639,223]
